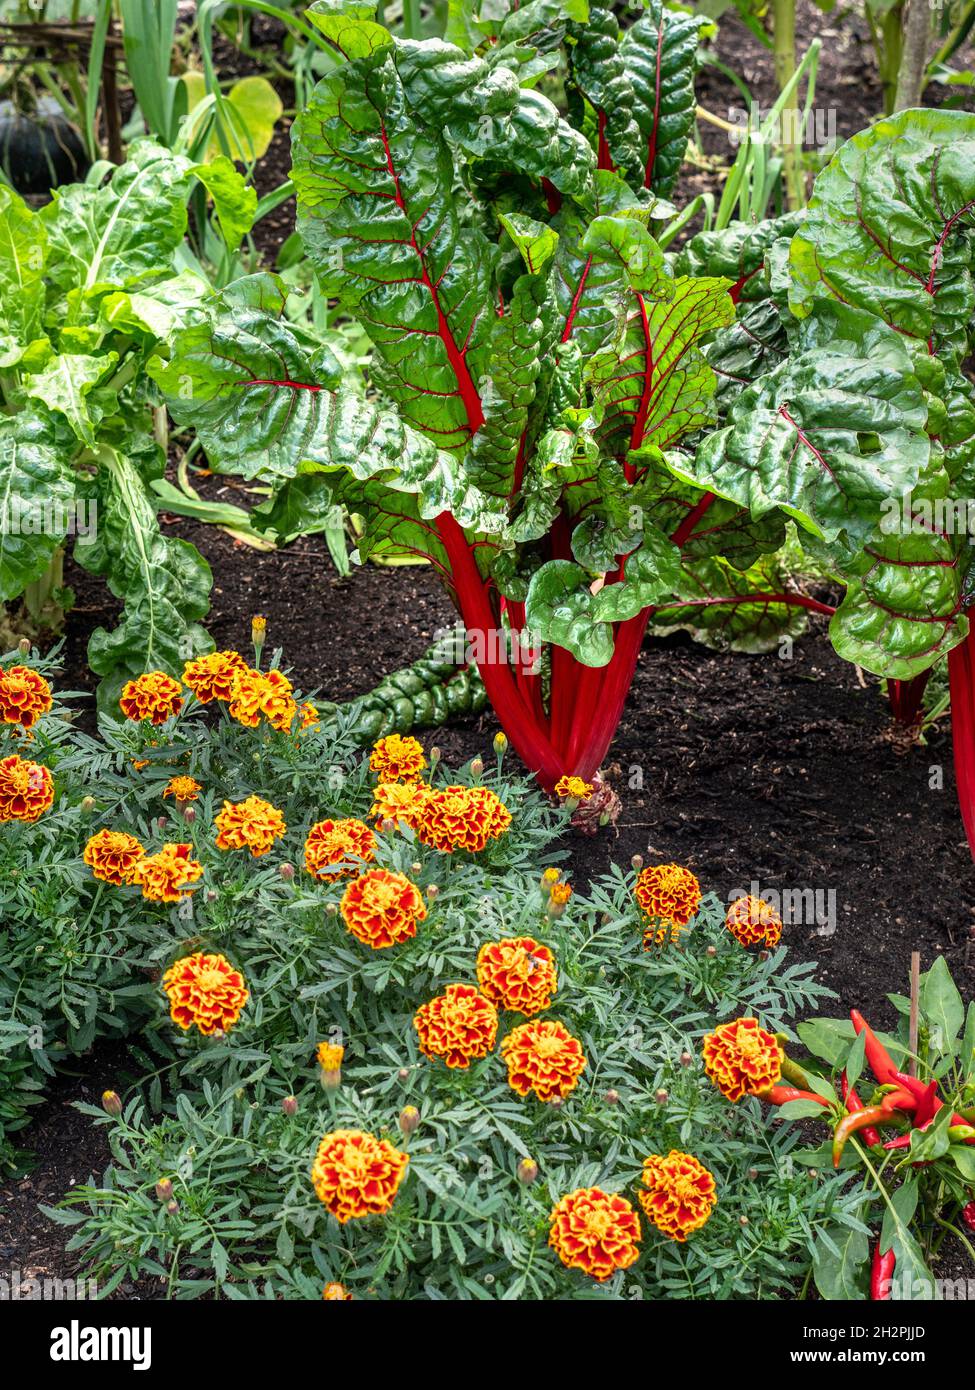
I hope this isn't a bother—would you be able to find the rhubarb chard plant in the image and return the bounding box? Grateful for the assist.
[153,0,975,796]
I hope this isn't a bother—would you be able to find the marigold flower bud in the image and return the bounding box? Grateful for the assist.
[516,1157,538,1186]
[155,1178,173,1201]
[655,1088,668,1105]
[739,1215,749,1227]
[549,1096,563,1110]
[680,1051,693,1067]
[429,746,441,767]
[80,796,95,813]
[493,733,507,755]
[279,862,295,881]
[167,1200,180,1215]
[631,854,644,871]
[399,1105,420,1135]
[759,949,770,962]
[325,901,338,915]
[426,884,439,900]
[411,861,422,873]
[748,1167,759,1181]
[604,1089,620,1105]
[102,1090,122,1117]
[18,637,30,655]
[282,1096,298,1117]
[706,945,717,957]
[156,815,168,832]
[182,805,196,824]
[470,756,483,778]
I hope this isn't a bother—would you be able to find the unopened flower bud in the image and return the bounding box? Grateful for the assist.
[381,817,395,833]
[429,746,441,768]
[156,815,168,832]
[759,949,770,962]
[102,1090,122,1117]
[655,1088,668,1105]
[517,1157,538,1185]
[279,862,295,881]
[282,1096,298,1117]
[182,804,196,824]
[206,888,218,902]
[325,901,338,916]
[426,884,439,901]
[747,1167,759,1182]
[679,1050,693,1068]
[493,732,507,755]
[604,1089,620,1105]
[808,1169,818,1180]
[399,1105,420,1135]
[470,756,483,778]
[739,1215,749,1227]
[166,1200,180,1215]
[320,1068,341,1091]
[411,861,422,873]
[18,637,30,655]
[631,854,644,872]
[398,1067,410,1081]
[80,796,95,813]
[155,1178,173,1201]
[549,1096,563,1110]
[706,944,717,957]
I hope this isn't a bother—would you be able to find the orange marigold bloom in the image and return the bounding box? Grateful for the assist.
[304,818,376,882]
[317,1041,345,1071]
[310,1128,409,1223]
[228,667,297,732]
[322,1283,352,1301]
[162,951,248,1036]
[549,882,573,906]
[415,784,511,853]
[83,829,145,886]
[0,665,52,732]
[554,775,593,802]
[369,733,426,782]
[0,754,54,822]
[702,1016,782,1102]
[500,1018,587,1103]
[340,868,426,949]
[413,983,498,1068]
[635,863,702,942]
[163,776,201,804]
[214,795,287,858]
[370,780,431,830]
[549,1187,641,1281]
[638,1150,718,1242]
[182,650,246,704]
[476,936,557,1016]
[119,671,183,725]
[725,894,783,949]
[299,701,320,731]
[132,842,204,904]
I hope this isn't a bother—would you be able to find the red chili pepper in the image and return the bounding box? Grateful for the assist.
[761,1085,831,1107]
[871,1242,895,1300]
[851,1010,900,1086]
[880,1088,917,1115]
[841,1071,881,1147]
[833,1106,890,1167]
[892,1072,975,1135]
[962,1201,975,1234]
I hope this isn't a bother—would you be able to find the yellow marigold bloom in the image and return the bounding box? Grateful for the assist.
[182,650,246,704]
[322,1283,352,1301]
[415,784,511,853]
[370,780,431,830]
[549,1187,641,1281]
[214,795,287,858]
[299,702,320,731]
[83,828,145,886]
[0,665,52,732]
[500,1018,587,1103]
[162,951,249,1036]
[639,1151,717,1242]
[119,671,183,725]
[476,936,557,1016]
[304,818,376,882]
[251,614,267,640]
[228,667,297,732]
[317,1042,345,1071]
[541,867,561,885]
[413,983,498,1068]
[131,842,203,904]
[634,863,702,944]
[310,1129,409,1223]
[702,1017,782,1102]
[340,868,426,949]
[549,882,572,906]
[163,776,202,804]
[368,734,426,782]
[554,775,593,802]
[725,895,783,949]
[0,754,54,822]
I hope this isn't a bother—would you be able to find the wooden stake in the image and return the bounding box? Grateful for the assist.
[908,950,920,1077]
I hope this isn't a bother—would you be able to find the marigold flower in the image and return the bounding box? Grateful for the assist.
[181,650,247,704]
[500,1018,587,1102]
[310,1129,409,1223]
[554,775,593,802]
[214,795,287,857]
[163,776,202,804]
[132,842,204,904]
[229,667,297,732]
[317,1041,345,1072]
[726,895,783,949]
[162,951,249,1036]
[415,784,511,853]
[0,665,52,732]
[304,818,376,882]
[322,1283,352,1301]
[119,671,183,725]
[635,863,702,944]
[340,868,426,949]
[299,702,320,731]
[638,1150,717,1242]
[83,828,145,885]
[702,1016,782,1102]
[476,936,557,1016]
[413,983,498,1068]
[0,754,54,822]
[549,1187,641,1281]
[369,734,426,782]
[549,882,572,906]
[370,780,431,830]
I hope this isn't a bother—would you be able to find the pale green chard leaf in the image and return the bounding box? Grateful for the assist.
[620,0,706,195]
[789,109,975,353]
[99,268,211,341]
[590,527,682,621]
[22,352,118,448]
[304,0,393,57]
[525,558,614,665]
[651,554,811,654]
[191,156,258,253]
[0,188,48,368]
[0,413,76,601]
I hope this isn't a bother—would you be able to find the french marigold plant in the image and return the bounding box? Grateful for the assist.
[214,795,287,858]
[415,785,511,854]
[638,1151,718,1243]
[702,1017,783,1102]
[340,868,427,949]
[725,895,783,949]
[0,754,54,822]
[476,936,557,1016]
[0,665,52,732]
[163,776,202,804]
[132,842,204,904]
[369,734,427,783]
[304,817,376,882]
[316,1042,345,1073]
[161,952,249,1037]
[554,776,593,803]
[119,672,183,725]
[182,650,247,704]
[83,829,145,886]
[549,1188,642,1282]
[310,1129,409,1224]
[228,667,297,732]
[500,1018,588,1103]
[413,983,499,1068]
[370,780,430,830]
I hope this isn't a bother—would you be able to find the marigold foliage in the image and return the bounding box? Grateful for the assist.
[0,754,54,822]
[340,868,426,949]
[0,665,52,732]
[83,829,145,886]
[369,734,427,782]
[214,795,287,857]
[725,895,783,949]
[500,1018,587,1102]
[476,936,557,1016]
[702,1017,782,1102]
[310,1128,409,1223]
[639,1150,717,1242]
[119,671,183,725]
[304,817,376,882]
[549,1188,641,1281]
[413,983,498,1068]
[162,952,249,1036]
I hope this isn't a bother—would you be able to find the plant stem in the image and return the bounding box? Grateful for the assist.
[894,0,934,109]
[772,0,803,209]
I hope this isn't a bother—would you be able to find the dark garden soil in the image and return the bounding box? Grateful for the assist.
[4,3,975,1296]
